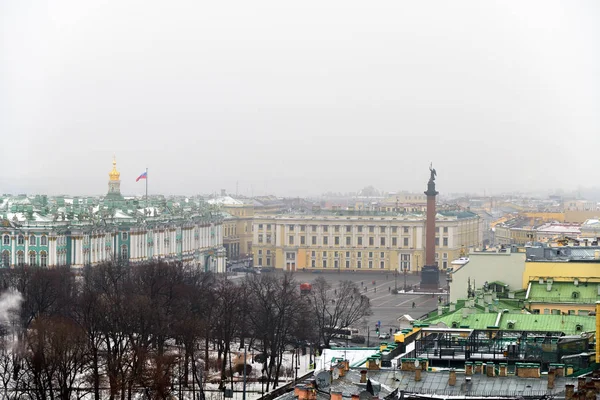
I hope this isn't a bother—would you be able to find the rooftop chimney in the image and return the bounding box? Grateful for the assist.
[448,369,457,386]
[360,370,368,384]
[565,384,575,400]
[547,370,555,389]
[331,391,343,400]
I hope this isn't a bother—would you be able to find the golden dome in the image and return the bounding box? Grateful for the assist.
[109,157,121,181]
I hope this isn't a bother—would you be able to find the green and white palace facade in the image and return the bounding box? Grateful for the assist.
[0,159,226,272]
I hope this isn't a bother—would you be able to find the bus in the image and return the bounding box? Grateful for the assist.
[324,326,360,341]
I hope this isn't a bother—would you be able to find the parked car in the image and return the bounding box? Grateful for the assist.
[378,333,391,340]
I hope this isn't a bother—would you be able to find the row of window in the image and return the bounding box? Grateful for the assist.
[258,234,419,247]
[257,224,450,234]
[1,250,48,267]
[0,246,130,268]
[309,259,387,269]
[2,234,49,246]
[255,249,449,260]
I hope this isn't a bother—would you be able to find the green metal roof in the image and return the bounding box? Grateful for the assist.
[423,307,596,335]
[497,313,595,334]
[425,312,498,329]
[527,281,600,304]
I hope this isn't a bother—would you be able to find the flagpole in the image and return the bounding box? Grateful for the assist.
[145,167,148,212]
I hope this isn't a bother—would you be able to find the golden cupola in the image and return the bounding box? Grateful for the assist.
[109,157,121,181]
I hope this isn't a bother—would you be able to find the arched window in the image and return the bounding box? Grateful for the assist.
[17,235,24,245]
[40,251,47,267]
[29,235,36,245]
[2,250,10,267]
[29,251,36,266]
[2,235,9,245]
[17,251,24,266]
[121,245,128,260]
[40,235,48,246]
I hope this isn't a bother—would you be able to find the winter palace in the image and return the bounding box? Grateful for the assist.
[0,159,226,272]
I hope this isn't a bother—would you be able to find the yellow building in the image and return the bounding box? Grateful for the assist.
[521,212,565,223]
[208,196,254,260]
[252,210,481,272]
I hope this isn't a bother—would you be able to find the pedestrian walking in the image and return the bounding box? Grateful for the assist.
[374,287,377,293]
[412,302,415,308]
[388,287,391,292]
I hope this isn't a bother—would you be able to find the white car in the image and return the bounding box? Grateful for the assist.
[378,333,391,340]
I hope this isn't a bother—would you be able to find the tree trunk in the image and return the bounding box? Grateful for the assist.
[92,348,100,400]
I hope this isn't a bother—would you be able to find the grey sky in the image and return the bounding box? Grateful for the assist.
[1,1,599,197]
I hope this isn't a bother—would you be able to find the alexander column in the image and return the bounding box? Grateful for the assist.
[420,163,440,291]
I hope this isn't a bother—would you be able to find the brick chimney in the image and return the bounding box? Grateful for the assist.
[578,377,586,390]
[565,384,575,400]
[331,391,343,400]
[351,394,360,400]
[415,369,422,382]
[360,370,368,384]
[342,360,350,371]
[499,364,507,377]
[448,369,456,386]
[465,362,473,376]
[486,363,495,377]
[475,362,483,374]
[296,386,317,400]
[547,370,555,389]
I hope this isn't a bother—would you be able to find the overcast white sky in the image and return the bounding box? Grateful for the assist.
[1,1,599,197]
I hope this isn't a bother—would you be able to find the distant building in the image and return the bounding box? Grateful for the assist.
[495,218,581,245]
[252,210,482,272]
[449,250,526,303]
[207,195,254,261]
[580,219,600,239]
[523,246,600,288]
[0,158,226,271]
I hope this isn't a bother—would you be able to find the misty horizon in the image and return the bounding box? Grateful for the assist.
[2,1,599,198]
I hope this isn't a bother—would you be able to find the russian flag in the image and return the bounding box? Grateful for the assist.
[136,171,147,182]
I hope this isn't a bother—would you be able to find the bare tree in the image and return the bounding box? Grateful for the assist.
[22,315,89,400]
[245,273,313,390]
[308,277,371,347]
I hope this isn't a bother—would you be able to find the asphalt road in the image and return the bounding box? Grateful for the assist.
[228,269,448,346]
[287,271,448,345]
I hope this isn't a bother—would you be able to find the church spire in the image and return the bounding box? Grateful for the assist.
[109,155,121,181]
[106,156,123,200]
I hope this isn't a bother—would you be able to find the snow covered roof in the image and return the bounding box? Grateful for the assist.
[207,196,244,206]
[582,219,600,226]
[316,348,380,371]
[113,210,133,219]
[535,223,581,234]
